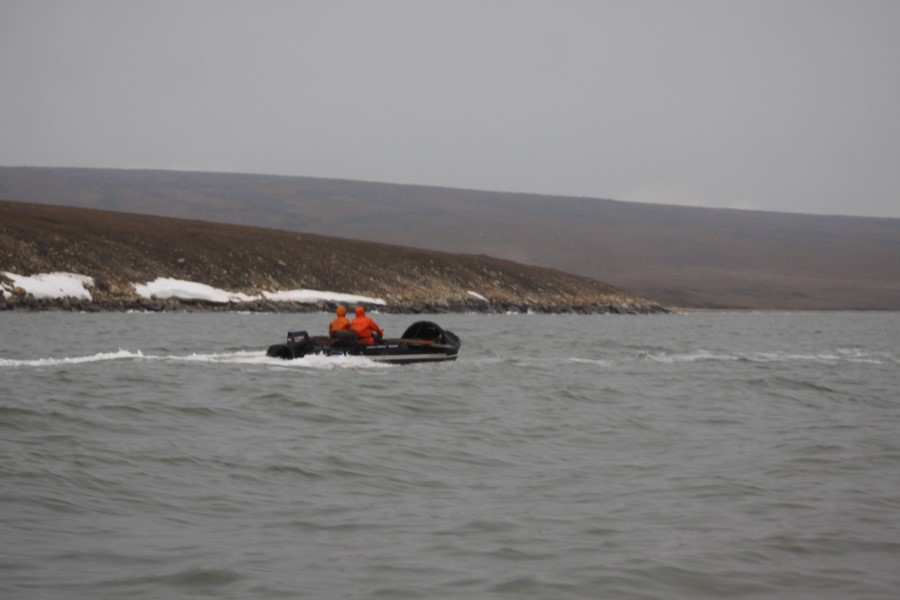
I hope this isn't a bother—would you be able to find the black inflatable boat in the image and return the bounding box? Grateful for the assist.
[266,321,461,364]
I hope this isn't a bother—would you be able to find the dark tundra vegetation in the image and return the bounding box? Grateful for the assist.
[0,200,663,314]
[1,167,898,310]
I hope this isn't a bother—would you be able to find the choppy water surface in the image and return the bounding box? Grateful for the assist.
[2,311,899,599]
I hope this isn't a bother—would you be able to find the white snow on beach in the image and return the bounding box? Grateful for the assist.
[262,289,386,305]
[135,277,386,305]
[132,278,260,304]
[467,290,488,301]
[2,272,387,307]
[2,272,94,300]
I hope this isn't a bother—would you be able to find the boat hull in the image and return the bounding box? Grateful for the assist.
[266,321,460,364]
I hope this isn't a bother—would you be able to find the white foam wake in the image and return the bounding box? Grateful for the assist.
[637,349,892,365]
[0,349,143,367]
[0,349,392,369]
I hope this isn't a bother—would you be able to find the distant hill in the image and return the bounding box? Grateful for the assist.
[0,200,662,313]
[2,167,898,309]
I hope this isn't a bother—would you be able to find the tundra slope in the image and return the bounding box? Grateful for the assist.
[2,167,898,309]
[0,200,663,314]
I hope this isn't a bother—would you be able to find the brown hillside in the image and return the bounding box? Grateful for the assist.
[0,200,663,313]
[2,167,897,309]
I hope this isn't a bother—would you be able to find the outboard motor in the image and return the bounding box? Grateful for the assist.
[267,330,312,359]
[286,330,310,346]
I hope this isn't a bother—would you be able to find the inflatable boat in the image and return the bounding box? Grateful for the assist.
[266,321,461,364]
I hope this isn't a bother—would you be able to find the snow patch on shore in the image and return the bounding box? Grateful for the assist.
[2,272,386,306]
[132,278,259,304]
[2,272,94,300]
[132,277,386,305]
[262,289,386,305]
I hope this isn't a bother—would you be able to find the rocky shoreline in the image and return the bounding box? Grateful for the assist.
[0,291,664,315]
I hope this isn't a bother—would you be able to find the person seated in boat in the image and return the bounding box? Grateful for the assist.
[350,306,384,345]
[329,305,351,337]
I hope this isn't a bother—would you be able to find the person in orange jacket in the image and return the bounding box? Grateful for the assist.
[349,306,384,344]
[329,305,351,337]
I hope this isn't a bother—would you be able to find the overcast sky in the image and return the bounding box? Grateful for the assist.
[2,0,898,217]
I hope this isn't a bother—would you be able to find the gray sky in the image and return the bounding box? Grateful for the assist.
[2,0,899,218]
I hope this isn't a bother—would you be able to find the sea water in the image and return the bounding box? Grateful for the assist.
[1,311,898,599]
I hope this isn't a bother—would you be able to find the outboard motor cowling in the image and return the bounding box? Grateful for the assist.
[287,331,309,345]
[267,330,312,359]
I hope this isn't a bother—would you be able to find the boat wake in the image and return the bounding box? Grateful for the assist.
[2,347,893,371]
[0,349,393,369]
[0,349,143,367]
[634,348,895,365]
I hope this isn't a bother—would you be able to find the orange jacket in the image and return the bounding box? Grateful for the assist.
[329,316,351,335]
[350,313,383,344]
[329,306,351,336]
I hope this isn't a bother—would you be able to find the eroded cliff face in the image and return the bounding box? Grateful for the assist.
[0,200,665,314]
